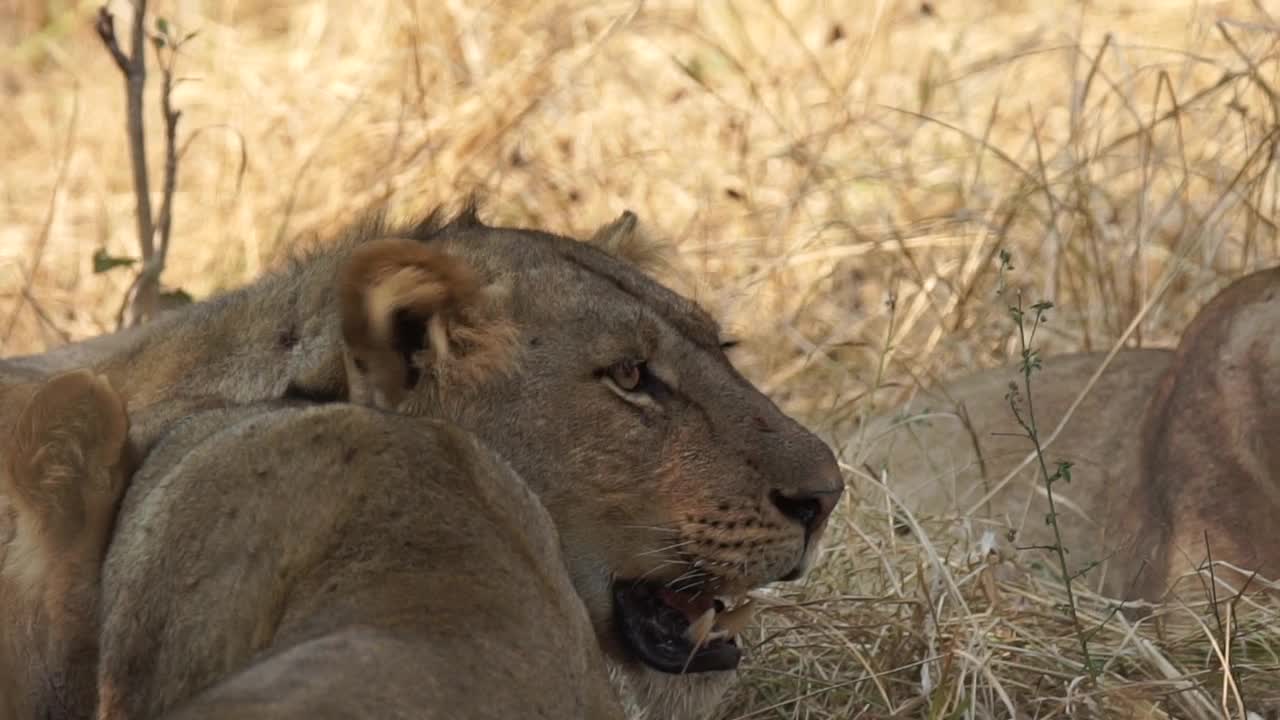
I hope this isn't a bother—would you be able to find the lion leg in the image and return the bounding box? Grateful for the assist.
[1,369,131,720]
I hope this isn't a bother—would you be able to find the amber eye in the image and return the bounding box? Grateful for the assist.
[609,359,644,392]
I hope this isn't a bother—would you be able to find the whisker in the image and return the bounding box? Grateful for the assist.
[636,559,688,583]
[664,568,701,587]
[636,540,697,558]
[620,523,682,534]
[668,569,711,594]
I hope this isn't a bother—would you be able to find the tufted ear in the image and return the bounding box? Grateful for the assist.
[339,238,512,408]
[588,210,638,248]
[586,211,664,271]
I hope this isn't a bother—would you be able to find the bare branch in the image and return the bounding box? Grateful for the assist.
[113,272,144,331]
[93,7,129,72]
[97,2,190,327]
[130,22,186,323]
[153,34,182,269]
[96,2,156,328]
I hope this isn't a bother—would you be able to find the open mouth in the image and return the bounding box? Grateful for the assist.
[612,581,757,674]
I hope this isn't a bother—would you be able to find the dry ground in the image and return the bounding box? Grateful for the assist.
[3,0,1279,717]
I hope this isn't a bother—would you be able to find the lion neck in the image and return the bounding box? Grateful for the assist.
[81,248,355,412]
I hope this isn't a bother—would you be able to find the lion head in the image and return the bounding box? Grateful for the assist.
[3,205,844,718]
[328,206,845,716]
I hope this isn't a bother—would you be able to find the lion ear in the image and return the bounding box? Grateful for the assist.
[5,370,129,543]
[588,210,638,249]
[586,211,670,275]
[339,238,502,408]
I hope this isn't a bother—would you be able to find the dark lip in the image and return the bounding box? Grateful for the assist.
[612,581,742,674]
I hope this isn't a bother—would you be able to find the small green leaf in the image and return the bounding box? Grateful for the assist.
[93,249,138,274]
[1004,381,1022,406]
[998,248,1013,270]
[156,17,170,35]
[1057,461,1074,483]
[1020,348,1042,374]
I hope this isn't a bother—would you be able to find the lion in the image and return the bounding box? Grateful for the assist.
[0,370,130,720]
[856,267,1280,604]
[2,206,845,719]
[1118,267,1280,601]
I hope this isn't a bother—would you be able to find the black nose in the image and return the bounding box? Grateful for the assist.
[770,487,841,536]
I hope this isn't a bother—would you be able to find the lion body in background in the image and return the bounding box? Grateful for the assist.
[859,268,1280,603]
[0,207,843,720]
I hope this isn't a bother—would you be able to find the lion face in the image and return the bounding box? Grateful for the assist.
[339,210,844,716]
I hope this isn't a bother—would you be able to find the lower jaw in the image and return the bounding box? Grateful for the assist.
[611,580,758,675]
[605,658,738,720]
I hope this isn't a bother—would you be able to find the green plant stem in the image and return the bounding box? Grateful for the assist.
[1010,292,1096,678]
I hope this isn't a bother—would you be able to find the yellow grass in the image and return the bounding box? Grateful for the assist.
[3,0,1279,717]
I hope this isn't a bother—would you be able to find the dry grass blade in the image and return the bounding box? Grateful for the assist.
[3,0,1279,717]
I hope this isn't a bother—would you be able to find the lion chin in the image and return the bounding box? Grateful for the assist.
[608,662,737,720]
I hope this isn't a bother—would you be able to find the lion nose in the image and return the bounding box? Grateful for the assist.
[750,409,845,538]
[770,484,842,537]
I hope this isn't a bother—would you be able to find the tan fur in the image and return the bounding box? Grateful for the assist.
[96,401,624,720]
[858,267,1280,603]
[2,207,843,720]
[0,371,130,720]
[1120,267,1280,601]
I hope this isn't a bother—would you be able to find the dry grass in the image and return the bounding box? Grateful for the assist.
[3,0,1280,717]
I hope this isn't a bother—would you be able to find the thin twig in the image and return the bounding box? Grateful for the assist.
[134,22,186,322]
[95,3,154,271]
[93,7,129,72]
[96,2,187,328]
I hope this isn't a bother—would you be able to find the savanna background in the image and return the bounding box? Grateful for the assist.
[2,0,1279,717]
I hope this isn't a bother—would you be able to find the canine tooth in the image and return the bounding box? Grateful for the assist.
[686,607,717,647]
[714,599,758,637]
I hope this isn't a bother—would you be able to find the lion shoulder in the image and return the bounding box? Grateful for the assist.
[98,402,621,720]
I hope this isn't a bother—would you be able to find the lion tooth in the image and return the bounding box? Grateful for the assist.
[715,594,744,611]
[686,607,717,647]
[714,599,757,637]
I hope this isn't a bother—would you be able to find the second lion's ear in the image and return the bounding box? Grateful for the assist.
[5,370,130,544]
[339,238,501,408]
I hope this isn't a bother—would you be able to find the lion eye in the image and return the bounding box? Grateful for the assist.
[609,359,644,392]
